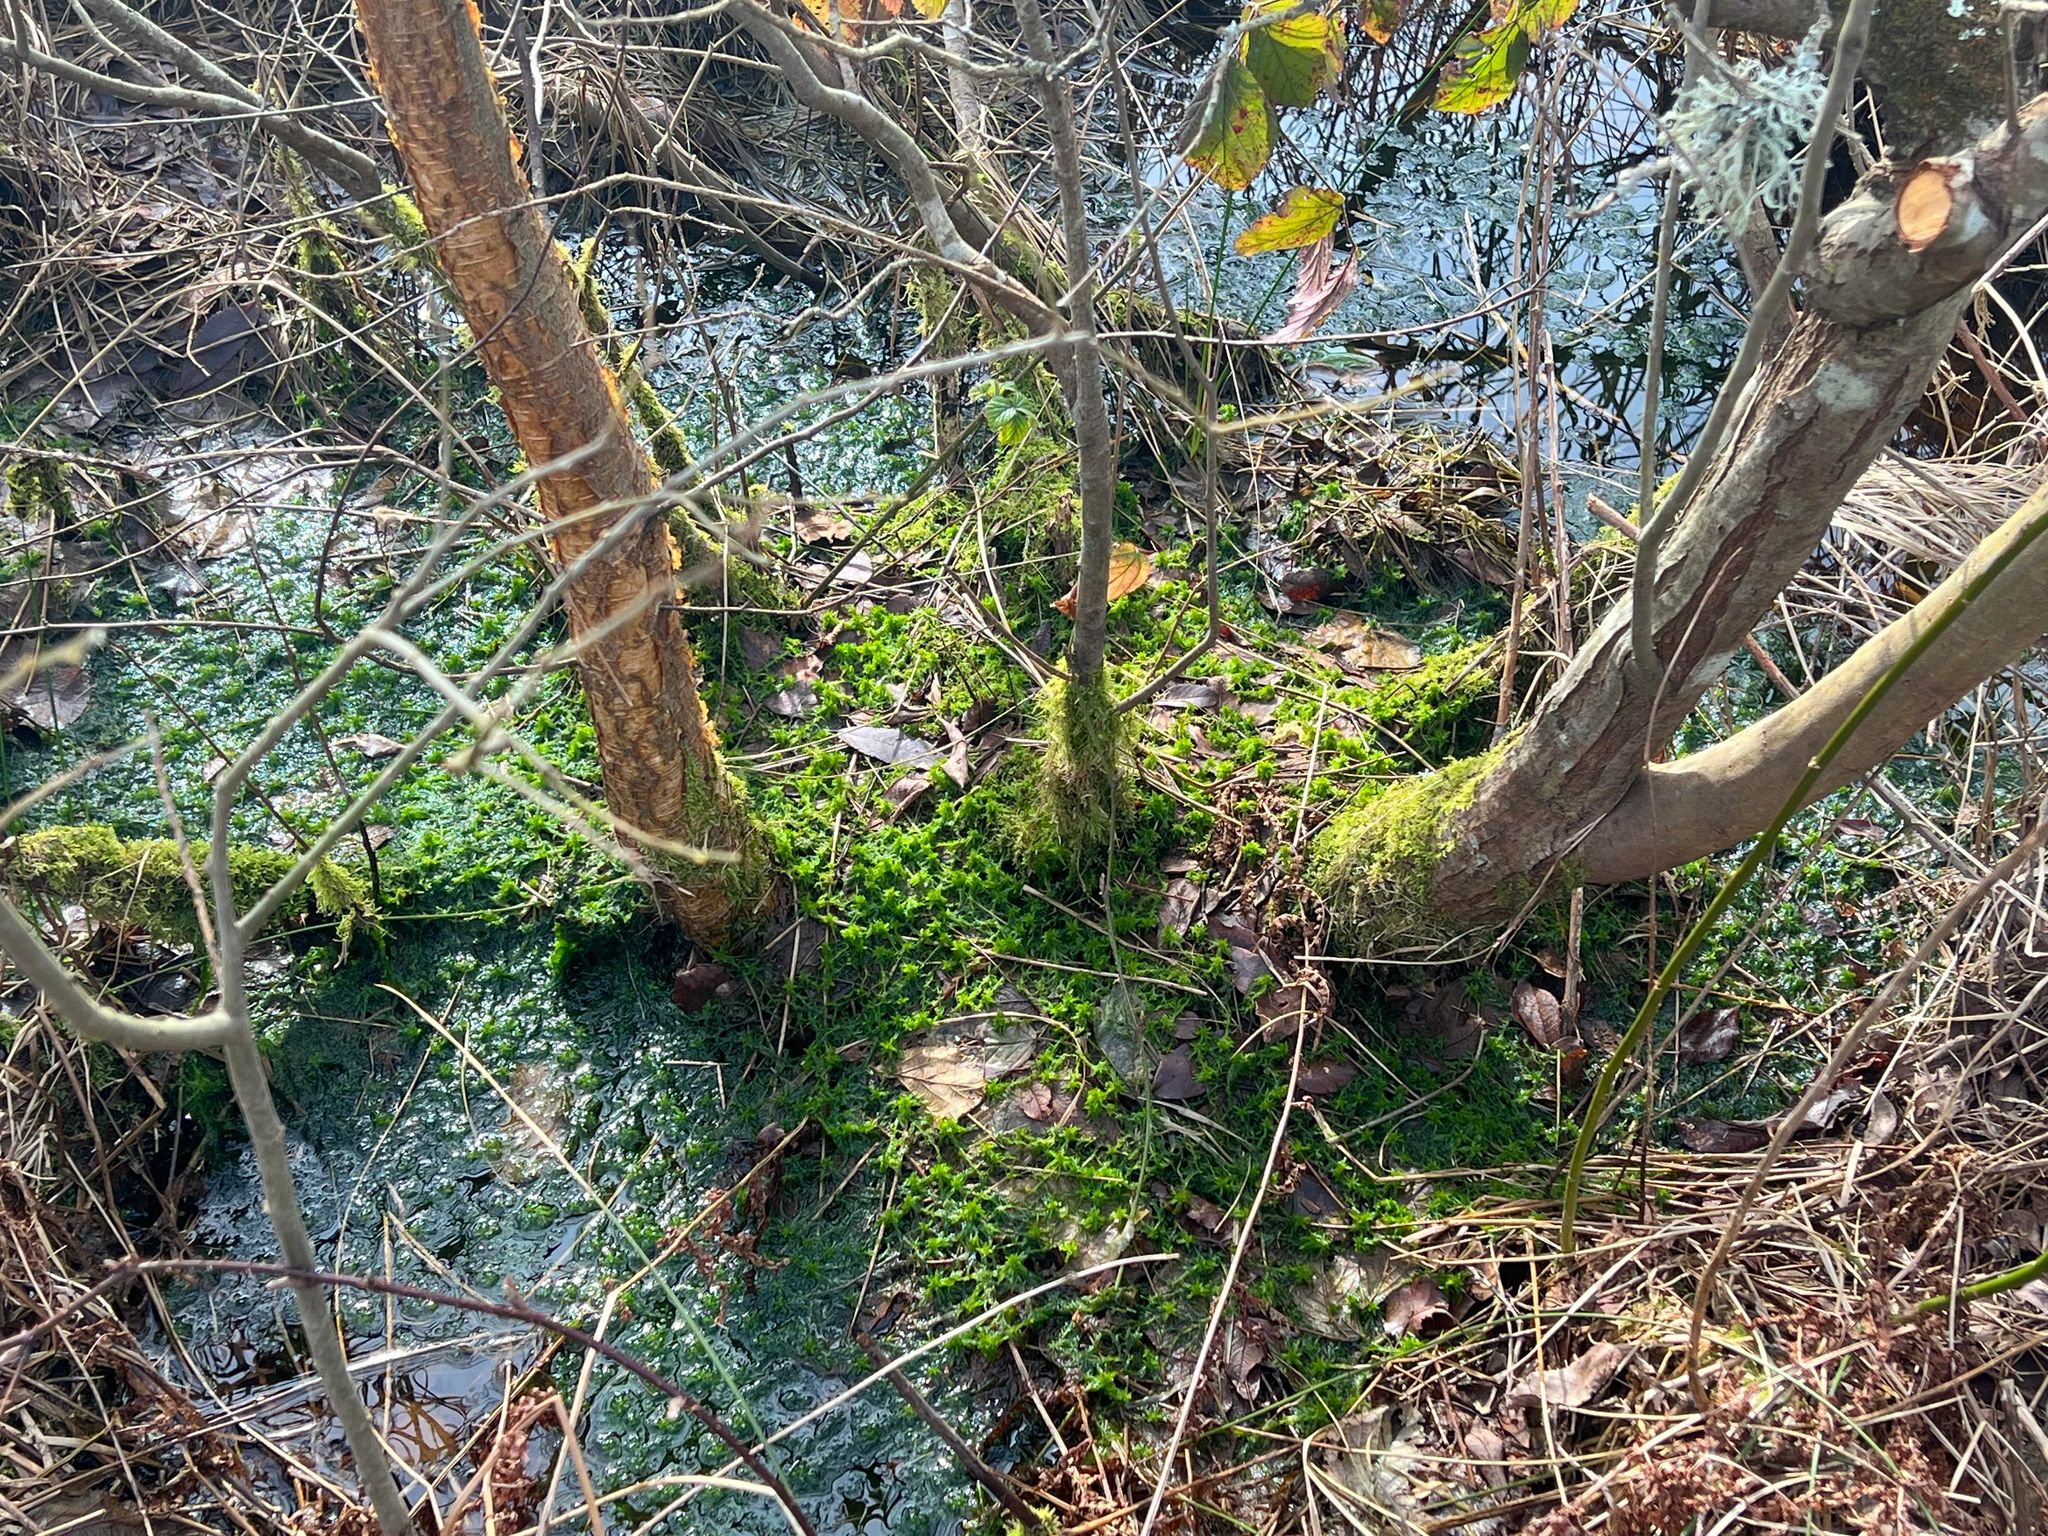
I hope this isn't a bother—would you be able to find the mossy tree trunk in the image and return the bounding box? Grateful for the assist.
[356,0,766,942]
[1318,80,2048,949]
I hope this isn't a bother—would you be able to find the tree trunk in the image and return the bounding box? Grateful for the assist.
[356,0,765,943]
[1578,475,2048,883]
[1318,95,2048,947]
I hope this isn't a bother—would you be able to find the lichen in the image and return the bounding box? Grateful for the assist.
[1310,744,1505,951]
[7,824,371,949]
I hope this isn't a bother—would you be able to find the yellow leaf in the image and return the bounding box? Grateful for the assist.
[1055,542,1154,618]
[1107,541,1153,601]
[1186,61,1274,191]
[1235,186,1344,255]
[1241,1,1344,108]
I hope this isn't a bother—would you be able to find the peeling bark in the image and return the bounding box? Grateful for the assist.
[357,0,765,942]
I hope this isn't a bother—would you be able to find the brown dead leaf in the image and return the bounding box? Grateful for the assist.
[1152,1044,1205,1102]
[1299,1060,1357,1097]
[1381,1276,1450,1340]
[839,725,942,768]
[766,679,817,719]
[334,731,406,759]
[1265,236,1362,345]
[15,660,91,731]
[1305,611,1422,673]
[795,506,858,543]
[1013,1080,1055,1122]
[671,960,731,1012]
[1505,1340,1631,1412]
[1185,1193,1232,1233]
[1510,979,1567,1049]
[1257,980,1318,1042]
[1157,874,1203,940]
[739,627,784,669]
[1676,1117,1768,1154]
[1676,1006,1740,1065]
[898,1014,1037,1121]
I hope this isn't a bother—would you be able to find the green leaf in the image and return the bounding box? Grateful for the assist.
[1187,61,1275,190]
[1361,0,1404,45]
[1233,186,1344,255]
[1432,0,1577,113]
[1240,2,1344,108]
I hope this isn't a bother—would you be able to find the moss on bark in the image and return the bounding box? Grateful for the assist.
[1311,745,1505,951]
[1027,674,1127,866]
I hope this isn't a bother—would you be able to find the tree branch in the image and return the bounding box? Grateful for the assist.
[0,897,237,1051]
[1580,472,2048,882]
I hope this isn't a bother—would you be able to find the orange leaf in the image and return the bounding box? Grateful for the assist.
[1054,542,1153,619]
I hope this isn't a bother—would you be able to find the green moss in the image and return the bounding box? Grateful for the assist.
[1311,743,1505,950]
[1025,674,1128,867]
[6,453,71,521]
[8,824,371,949]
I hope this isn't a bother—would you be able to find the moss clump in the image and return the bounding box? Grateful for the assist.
[8,824,371,949]
[1311,745,1504,952]
[5,454,72,521]
[1026,674,1128,868]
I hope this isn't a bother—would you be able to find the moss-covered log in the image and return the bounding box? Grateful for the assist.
[7,824,369,949]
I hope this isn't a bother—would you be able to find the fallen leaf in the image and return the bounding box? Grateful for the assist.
[1222,1318,1267,1400]
[1053,542,1153,619]
[1264,236,1361,345]
[1511,979,1567,1048]
[1014,1080,1055,1122]
[765,680,817,718]
[1095,983,1155,1080]
[883,775,931,819]
[672,960,730,1012]
[1305,611,1422,673]
[838,725,942,768]
[1782,1084,1857,1134]
[1185,1193,1233,1233]
[1296,1253,1382,1338]
[1505,1340,1631,1412]
[1152,680,1224,709]
[1152,1044,1206,1102]
[898,1014,1038,1121]
[1299,1060,1357,1097]
[739,627,784,669]
[942,719,970,789]
[1257,980,1318,1042]
[1676,1117,1768,1154]
[1862,1090,1900,1147]
[1382,1276,1450,1340]
[1676,1006,1740,1065]
[1291,1167,1345,1218]
[795,506,857,543]
[334,732,406,759]
[1157,874,1204,940]
[15,660,90,730]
